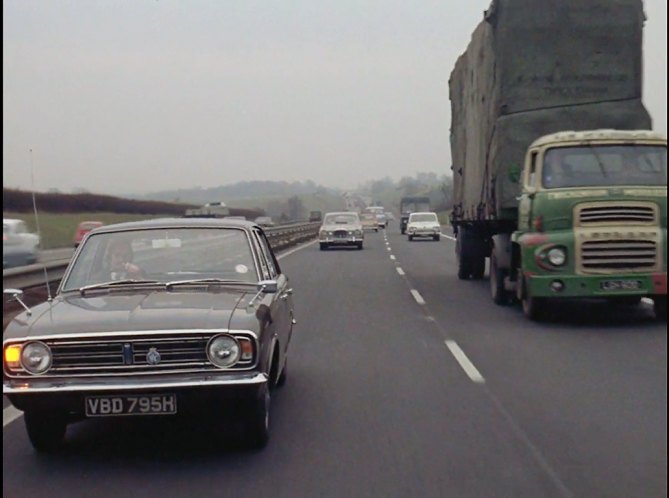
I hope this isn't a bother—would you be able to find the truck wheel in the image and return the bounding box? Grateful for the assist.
[654,296,667,321]
[24,411,67,452]
[244,384,270,449]
[521,277,546,321]
[277,359,287,387]
[490,253,509,305]
[471,257,486,280]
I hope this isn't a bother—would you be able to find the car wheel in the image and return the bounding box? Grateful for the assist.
[24,411,67,452]
[490,253,509,305]
[319,243,328,251]
[654,296,667,321]
[521,277,547,321]
[244,384,270,449]
[276,359,287,387]
[357,242,363,250]
[408,235,413,241]
[433,235,440,241]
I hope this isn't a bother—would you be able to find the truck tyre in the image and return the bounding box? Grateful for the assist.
[471,257,486,280]
[521,277,547,321]
[490,253,509,305]
[654,296,667,321]
[276,359,287,387]
[24,411,67,452]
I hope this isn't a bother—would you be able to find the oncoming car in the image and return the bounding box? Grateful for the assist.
[318,212,364,250]
[406,212,441,241]
[3,218,40,269]
[3,218,295,451]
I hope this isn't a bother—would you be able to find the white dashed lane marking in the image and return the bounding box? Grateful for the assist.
[396,267,405,275]
[445,340,486,384]
[410,289,426,305]
[390,255,396,260]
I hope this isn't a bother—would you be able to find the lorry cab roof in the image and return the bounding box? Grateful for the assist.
[531,129,667,148]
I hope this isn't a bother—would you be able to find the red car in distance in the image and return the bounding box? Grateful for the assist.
[73,221,103,248]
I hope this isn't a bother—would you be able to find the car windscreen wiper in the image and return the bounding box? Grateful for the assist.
[78,279,162,296]
[165,278,255,290]
[587,145,608,178]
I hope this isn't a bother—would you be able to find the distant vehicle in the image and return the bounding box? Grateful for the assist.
[364,206,386,229]
[254,216,275,227]
[224,216,247,221]
[73,221,104,248]
[319,212,364,250]
[3,217,295,451]
[3,218,40,269]
[185,201,230,218]
[309,211,323,222]
[406,212,441,241]
[399,197,431,234]
[360,212,379,232]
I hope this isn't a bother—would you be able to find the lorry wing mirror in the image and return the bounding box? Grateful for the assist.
[507,164,521,183]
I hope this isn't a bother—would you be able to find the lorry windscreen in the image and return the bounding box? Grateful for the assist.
[542,145,667,189]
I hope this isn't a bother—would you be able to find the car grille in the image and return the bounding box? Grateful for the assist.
[580,239,658,273]
[334,230,349,238]
[6,331,256,378]
[576,202,657,226]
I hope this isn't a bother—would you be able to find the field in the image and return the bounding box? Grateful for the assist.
[3,212,174,249]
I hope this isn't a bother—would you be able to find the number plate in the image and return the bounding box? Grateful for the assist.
[599,280,643,291]
[85,394,177,417]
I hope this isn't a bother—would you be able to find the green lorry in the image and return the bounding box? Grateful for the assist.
[449,0,667,321]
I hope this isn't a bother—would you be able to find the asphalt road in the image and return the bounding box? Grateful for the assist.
[3,228,667,497]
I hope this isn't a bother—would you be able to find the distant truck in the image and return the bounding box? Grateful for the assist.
[449,0,667,320]
[399,196,430,234]
[184,201,230,218]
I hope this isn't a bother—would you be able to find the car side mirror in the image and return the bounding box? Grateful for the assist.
[4,288,24,300]
[257,280,278,294]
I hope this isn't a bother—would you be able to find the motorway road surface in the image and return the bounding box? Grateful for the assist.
[3,228,667,497]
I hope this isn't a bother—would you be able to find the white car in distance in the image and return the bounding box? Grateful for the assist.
[406,212,441,241]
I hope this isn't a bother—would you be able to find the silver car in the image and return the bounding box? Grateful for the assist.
[3,218,40,269]
[319,212,364,250]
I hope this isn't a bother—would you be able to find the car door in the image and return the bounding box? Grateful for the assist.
[252,229,293,373]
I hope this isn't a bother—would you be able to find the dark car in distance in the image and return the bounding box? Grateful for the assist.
[3,218,296,451]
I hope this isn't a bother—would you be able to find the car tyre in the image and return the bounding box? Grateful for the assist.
[24,411,67,452]
[276,359,287,387]
[245,384,270,449]
[357,242,363,250]
[408,235,413,241]
[319,243,328,251]
[433,235,440,241]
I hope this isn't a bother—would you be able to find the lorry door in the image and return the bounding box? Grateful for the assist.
[518,150,539,232]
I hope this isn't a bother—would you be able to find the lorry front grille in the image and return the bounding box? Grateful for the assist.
[576,202,657,226]
[5,332,256,378]
[580,239,657,273]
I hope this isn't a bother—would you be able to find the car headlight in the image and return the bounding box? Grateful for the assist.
[21,341,52,375]
[207,335,241,368]
[547,247,567,266]
[354,230,362,236]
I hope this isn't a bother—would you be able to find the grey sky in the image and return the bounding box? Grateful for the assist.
[3,0,667,195]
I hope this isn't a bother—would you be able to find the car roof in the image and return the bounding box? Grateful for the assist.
[3,218,23,225]
[324,211,359,216]
[409,212,437,216]
[88,217,262,233]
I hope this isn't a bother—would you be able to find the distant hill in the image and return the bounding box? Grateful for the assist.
[132,180,341,205]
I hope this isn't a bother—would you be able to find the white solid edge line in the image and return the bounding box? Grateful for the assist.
[396,267,405,275]
[3,406,23,428]
[390,255,396,260]
[410,289,426,305]
[277,239,319,260]
[445,340,485,384]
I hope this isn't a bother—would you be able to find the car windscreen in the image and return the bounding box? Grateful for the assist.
[324,214,359,224]
[62,227,259,291]
[410,214,438,222]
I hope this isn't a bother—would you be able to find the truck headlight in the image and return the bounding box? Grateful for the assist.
[21,341,52,375]
[207,335,241,368]
[547,247,567,266]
